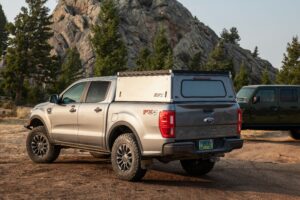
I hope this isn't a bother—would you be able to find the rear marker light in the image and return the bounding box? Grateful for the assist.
[159,111,176,138]
[237,109,242,134]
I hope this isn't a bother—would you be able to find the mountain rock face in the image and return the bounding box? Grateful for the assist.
[50,0,277,82]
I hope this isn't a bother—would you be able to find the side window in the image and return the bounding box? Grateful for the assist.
[85,81,110,103]
[256,89,276,103]
[280,88,298,103]
[61,82,86,104]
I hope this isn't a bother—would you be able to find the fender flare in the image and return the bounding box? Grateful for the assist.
[27,115,53,141]
[106,121,143,153]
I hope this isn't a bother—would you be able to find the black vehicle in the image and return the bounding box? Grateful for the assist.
[237,85,300,140]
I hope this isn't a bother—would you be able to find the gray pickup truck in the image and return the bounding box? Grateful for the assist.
[25,70,243,181]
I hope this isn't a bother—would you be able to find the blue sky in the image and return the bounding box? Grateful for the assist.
[1,0,299,68]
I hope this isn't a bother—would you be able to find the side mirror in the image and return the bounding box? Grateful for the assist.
[253,96,260,104]
[49,94,59,104]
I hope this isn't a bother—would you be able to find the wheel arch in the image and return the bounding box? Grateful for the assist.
[107,121,143,153]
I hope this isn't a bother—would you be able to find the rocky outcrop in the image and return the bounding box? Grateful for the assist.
[50,0,277,82]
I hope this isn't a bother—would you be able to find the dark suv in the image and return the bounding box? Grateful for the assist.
[237,85,300,140]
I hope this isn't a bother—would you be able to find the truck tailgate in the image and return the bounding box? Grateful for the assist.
[175,102,239,140]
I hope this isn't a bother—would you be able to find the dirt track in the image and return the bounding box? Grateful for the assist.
[1,121,300,200]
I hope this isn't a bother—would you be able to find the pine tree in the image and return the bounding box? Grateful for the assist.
[252,46,259,58]
[1,8,32,105]
[56,48,84,92]
[188,51,202,71]
[277,36,300,84]
[261,67,271,85]
[91,0,127,76]
[135,48,151,71]
[151,28,173,70]
[0,4,8,57]
[220,27,241,44]
[205,41,234,75]
[234,62,249,91]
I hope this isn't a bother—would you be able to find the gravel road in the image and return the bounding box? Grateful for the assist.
[0,122,300,200]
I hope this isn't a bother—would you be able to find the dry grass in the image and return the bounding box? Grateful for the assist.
[16,107,32,119]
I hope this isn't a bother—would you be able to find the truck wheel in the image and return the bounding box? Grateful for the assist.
[26,126,61,163]
[90,152,110,159]
[180,159,215,176]
[290,130,300,140]
[111,133,147,181]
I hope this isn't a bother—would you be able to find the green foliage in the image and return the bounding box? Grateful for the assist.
[234,62,249,91]
[277,36,300,84]
[1,0,57,105]
[0,4,8,56]
[151,28,173,70]
[220,27,241,44]
[188,51,202,71]
[261,67,271,85]
[135,28,173,71]
[252,46,259,58]
[56,48,84,92]
[135,48,151,71]
[205,41,235,75]
[91,0,127,76]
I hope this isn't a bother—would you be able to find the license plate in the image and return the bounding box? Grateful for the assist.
[198,139,214,150]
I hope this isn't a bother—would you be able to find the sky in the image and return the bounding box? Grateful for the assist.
[0,0,299,69]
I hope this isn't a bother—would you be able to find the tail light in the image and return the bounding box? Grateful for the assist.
[159,111,176,138]
[237,109,242,134]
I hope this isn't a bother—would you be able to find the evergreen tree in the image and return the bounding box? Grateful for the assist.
[56,48,84,92]
[135,48,151,71]
[220,27,241,44]
[261,67,271,85]
[205,41,234,75]
[252,46,259,58]
[91,0,127,76]
[1,8,31,105]
[151,28,173,70]
[188,51,202,71]
[234,62,249,91]
[0,4,8,57]
[277,36,300,84]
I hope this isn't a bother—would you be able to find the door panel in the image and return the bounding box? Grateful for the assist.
[249,88,279,124]
[49,82,87,143]
[77,81,110,148]
[279,88,299,124]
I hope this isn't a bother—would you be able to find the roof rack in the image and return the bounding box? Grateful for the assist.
[118,70,230,77]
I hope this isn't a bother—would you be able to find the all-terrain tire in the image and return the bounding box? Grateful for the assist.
[180,159,215,176]
[111,133,147,181]
[26,126,60,163]
[290,130,300,140]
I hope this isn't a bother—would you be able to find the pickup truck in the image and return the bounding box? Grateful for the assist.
[237,85,300,140]
[25,70,243,181]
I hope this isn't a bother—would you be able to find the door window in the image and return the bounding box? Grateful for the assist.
[61,82,86,104]
[256,89,276,103]
[85,81,110,103]
[280,88,298,103]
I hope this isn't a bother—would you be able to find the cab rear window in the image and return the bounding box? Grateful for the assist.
[181,80,226,98]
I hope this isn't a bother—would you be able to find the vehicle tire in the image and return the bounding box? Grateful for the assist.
[90,152,110,159]
[180,159,215,176]
[111,133,147,181]
[26,126,61,163]
[289,130,300,140]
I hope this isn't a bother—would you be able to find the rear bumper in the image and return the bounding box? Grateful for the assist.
[162,138,243,158]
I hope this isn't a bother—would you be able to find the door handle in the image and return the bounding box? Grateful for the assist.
[70,107,76,113]
[270,106,279,111]
[94,107,102,113]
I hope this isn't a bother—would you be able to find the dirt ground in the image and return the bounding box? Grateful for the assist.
[0,120,300,200]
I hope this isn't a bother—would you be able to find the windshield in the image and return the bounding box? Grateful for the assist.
[237,88,255,102]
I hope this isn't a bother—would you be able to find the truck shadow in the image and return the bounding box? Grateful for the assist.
[143,160,300,197]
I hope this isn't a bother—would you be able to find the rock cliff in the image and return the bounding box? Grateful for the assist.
[49,0,277,82]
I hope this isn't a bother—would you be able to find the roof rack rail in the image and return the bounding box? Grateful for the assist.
[117,70,230,77]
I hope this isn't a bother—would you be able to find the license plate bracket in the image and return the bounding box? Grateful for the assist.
[198,139,214,150]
